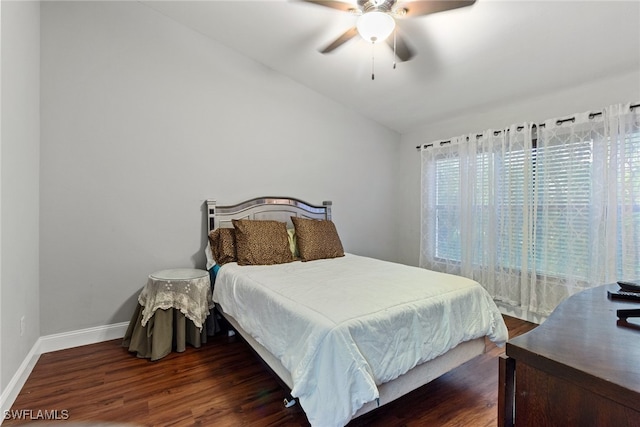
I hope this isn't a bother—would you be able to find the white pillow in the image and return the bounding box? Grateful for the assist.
[205,241,215,270]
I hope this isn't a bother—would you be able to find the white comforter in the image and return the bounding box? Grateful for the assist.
[213,254,508,427]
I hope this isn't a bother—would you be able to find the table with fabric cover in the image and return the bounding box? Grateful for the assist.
[123,268,215,361]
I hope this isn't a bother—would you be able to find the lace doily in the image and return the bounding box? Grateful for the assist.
[139,269,213,330]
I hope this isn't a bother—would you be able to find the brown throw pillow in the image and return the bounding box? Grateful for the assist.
[291,217,345,262]
[232,219,294,266]
[208,228,237,265]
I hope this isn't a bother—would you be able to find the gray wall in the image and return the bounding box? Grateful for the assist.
[395,70,640,267]
[39,1,400,335]
[1,0,41,393]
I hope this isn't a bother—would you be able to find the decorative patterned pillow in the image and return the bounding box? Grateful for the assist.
[208,228,237,265]
[232,219,294,266]
[291,217,345,262]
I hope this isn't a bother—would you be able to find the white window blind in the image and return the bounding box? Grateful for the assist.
[617,120,640,277]
[534,136,594,280]
[434,155,461,262]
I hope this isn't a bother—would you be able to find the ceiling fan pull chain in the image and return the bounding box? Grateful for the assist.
[393,29,397,69]
[371,42,375,80]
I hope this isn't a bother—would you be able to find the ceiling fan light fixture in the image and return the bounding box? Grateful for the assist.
[356,11,395,44]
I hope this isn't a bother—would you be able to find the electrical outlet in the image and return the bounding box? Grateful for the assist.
[20,316,25,336]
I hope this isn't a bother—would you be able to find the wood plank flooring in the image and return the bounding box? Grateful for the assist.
[4,315,535,426]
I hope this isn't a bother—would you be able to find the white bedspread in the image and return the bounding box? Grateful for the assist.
[213,254,508,427]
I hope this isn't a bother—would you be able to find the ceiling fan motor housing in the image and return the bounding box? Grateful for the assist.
[359,0,397,13]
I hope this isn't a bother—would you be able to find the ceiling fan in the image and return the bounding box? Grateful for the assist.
[301,0,476,62]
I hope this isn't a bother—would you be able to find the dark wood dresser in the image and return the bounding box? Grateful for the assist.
[499,284,640,427]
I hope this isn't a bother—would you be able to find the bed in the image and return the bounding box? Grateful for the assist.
[205,197,508,427]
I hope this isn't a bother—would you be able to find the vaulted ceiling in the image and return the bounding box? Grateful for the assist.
[142,0,640,133]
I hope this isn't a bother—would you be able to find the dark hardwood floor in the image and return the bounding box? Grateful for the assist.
[5,315,535,426]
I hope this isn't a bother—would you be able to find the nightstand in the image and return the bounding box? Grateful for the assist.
[123,268,214,360]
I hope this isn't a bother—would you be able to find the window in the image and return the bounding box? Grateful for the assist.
[420,104,640,315]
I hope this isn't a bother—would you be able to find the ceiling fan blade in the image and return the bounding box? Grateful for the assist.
[398,0,475,17]
[320,27,359,53]
[298,0,358,13]
[386,32,415,62]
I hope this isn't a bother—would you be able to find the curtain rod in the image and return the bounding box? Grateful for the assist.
[416,103,640,150]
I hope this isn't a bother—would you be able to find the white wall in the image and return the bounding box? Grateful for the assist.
[40,1,400,335]
[395,70,640,267]
[1,0,40,393]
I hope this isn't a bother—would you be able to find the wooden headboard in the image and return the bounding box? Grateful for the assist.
[206,197,332,233]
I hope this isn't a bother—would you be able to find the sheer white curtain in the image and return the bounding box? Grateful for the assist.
[420,103,640,316]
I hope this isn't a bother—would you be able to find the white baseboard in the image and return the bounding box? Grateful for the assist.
[37,321,129,354]
[0,322,129,424]
[497,302,547,325]
[0,341,41,424]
